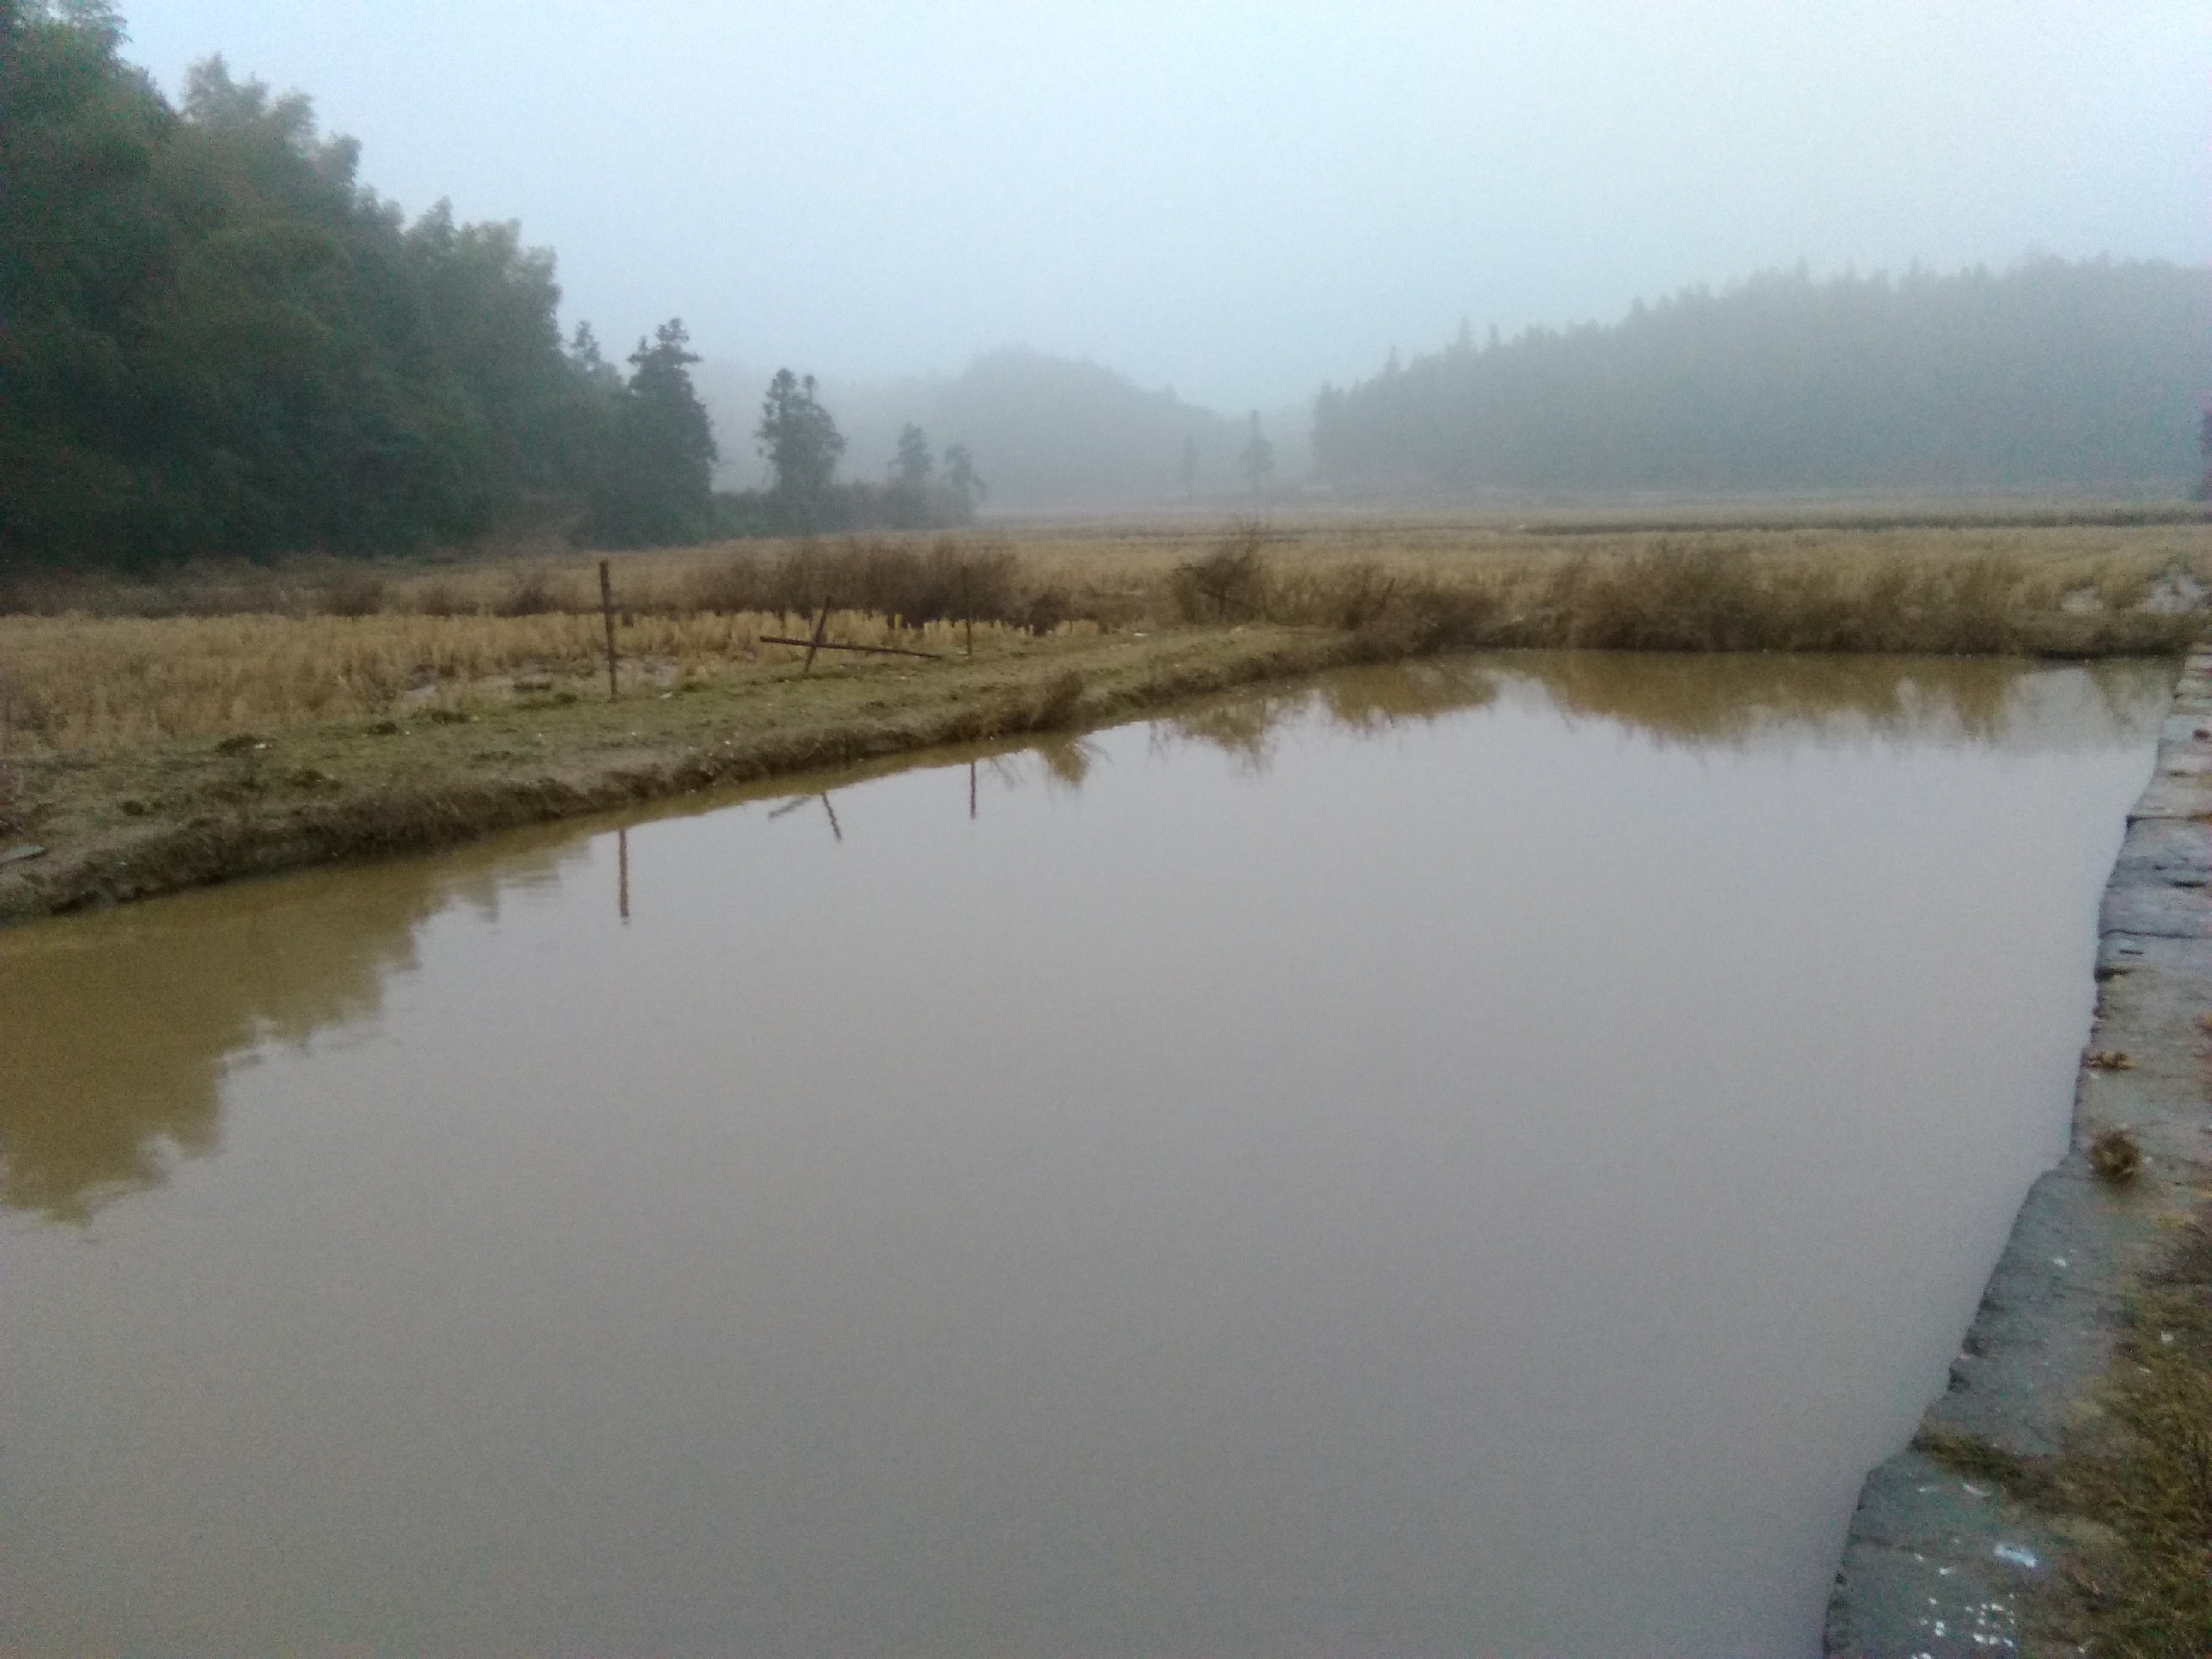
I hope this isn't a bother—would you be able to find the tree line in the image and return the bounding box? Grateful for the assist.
[0,0,730,569]
[690,347,1295,511]
[0,2,979,573]
[722,369,981,536]
[9,3,2204,575]
[1313,260,2212,498]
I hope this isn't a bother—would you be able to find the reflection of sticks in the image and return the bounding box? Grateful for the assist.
[617,825,630,922]
[969,759,977,820]
[771,790,842,842]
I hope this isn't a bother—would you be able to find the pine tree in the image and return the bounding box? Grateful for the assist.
[756,370,845,529]
[891,423,934,489]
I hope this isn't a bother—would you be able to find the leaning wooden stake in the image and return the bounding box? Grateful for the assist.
[755,636,938,660]
[599,560,619,700]
[804,597,832,673]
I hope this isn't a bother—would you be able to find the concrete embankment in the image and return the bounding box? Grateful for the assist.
[1825,647,2212,1655]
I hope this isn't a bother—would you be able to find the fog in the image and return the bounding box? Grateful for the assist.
[122,1,2209,418]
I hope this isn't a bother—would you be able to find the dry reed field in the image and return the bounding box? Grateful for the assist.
[2,515,2206,754]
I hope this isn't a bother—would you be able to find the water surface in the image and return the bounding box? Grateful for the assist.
[0,653,2172,1656]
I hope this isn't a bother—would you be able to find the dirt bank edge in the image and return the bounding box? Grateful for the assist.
[0,627,1383,926]
[1824,647,2212,1656]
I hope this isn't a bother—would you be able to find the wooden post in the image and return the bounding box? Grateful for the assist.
[599,559,619,700]
[961,571,975,658]
[804,597,832,673]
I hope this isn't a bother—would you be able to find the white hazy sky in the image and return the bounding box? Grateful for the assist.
[121,1,2211,410]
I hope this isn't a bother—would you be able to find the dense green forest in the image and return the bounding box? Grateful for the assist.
[0,0,722,570]
[1313,261,2212,497]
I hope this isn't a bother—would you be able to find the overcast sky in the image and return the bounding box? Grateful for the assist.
[121,1,2211,411]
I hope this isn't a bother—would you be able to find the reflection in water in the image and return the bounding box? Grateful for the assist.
[1516,649,2158,748]
[1033,732,1105,789]
[0,649,2179,1657]
[0,653,2168,1229]
[0,834,586,1221]
[1155,650,2169,774]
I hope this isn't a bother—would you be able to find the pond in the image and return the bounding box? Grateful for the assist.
[0,652,2173,1656]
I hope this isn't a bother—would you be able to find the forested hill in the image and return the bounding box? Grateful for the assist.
[0,2,716,571]
[1313,262,2212,498]
[696,349,1278,510]
[916,348,1240,509]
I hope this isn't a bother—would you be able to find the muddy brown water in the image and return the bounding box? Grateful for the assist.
[0,653,2174,1656]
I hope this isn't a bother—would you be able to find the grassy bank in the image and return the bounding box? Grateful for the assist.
[0,627,1380,923]
[2,515,2203,921]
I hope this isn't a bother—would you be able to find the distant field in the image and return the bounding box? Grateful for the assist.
[1,509,2206,754]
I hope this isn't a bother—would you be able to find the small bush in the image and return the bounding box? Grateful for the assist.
[752,537,1022,626]
[410,580,476,617]
[1172,522,1273,622]
[319,569,388,617]
[492,569,563,617]
[684,552,772,615]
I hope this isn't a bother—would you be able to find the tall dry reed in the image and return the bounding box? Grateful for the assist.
[1,521,2201,752]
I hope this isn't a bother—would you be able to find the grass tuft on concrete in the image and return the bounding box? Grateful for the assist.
[1915,1215,2212,1657]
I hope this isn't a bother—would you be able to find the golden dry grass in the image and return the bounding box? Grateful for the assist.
[0,608,1077,751]
[1,515,2203,753]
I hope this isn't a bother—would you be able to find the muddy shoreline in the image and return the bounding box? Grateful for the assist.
[1825,647,2212,1654]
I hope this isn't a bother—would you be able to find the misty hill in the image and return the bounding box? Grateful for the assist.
[1313,260,2212,498]
[698,349,1307,512]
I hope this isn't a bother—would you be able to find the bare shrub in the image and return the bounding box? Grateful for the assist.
[0,662,55,752]
[492,569,563,617]
[1013,588,1073,635]
[1327,561,1400,630]
[410,580,476,617]
[1033,669,1085,726]
[923,538,1019,625]
[1172,522,1273,621]
[756,537,1024,626]
[319,568,389,617]
[684,551,772,615]
[1556,540,1772,651]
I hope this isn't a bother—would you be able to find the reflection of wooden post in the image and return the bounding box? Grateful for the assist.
[819,794,841,842]
[599,559,619,700]
[804,597,831,673]
[969,760,977,820]
[618,825,630,922]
